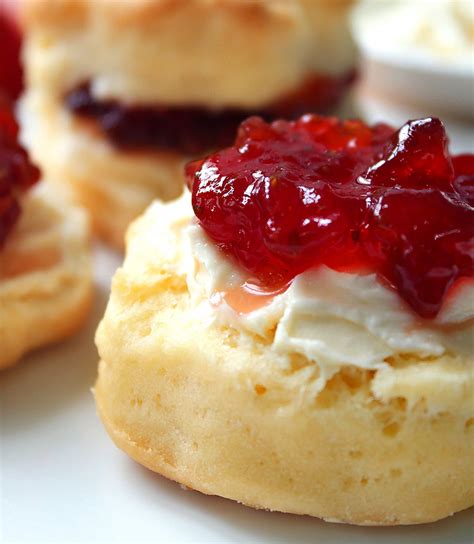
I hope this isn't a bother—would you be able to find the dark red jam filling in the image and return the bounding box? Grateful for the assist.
[186,115,474,319]
[0,11,23,101]
[64,72,355,155]
[0,100,41,246]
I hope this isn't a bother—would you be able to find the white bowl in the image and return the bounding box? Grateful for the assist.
[352,1,474,118]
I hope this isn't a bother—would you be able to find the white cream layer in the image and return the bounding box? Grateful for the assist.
[157,194,473,391]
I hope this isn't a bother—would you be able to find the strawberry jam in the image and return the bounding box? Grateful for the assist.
[0,11,23,101]
[186,115,474,319]
[65,72,354,155]
[0,100,40,246]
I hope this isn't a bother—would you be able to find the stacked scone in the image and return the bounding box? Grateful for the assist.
[95,114,474,524]
[20,0,356,247]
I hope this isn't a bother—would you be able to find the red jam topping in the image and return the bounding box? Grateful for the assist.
[0,11,23,101]
[64,72,355,155]
[0,100,40,246]
[186,115,474,319]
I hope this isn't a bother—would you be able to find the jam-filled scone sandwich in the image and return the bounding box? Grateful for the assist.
[0,99,92,369]
[20,0,356,248]
[96,114,473,525]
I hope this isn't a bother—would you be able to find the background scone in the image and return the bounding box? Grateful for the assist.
[0,102,92,369]
[96,115,473,525]
[1,186,92,369]
[20,0,356,248]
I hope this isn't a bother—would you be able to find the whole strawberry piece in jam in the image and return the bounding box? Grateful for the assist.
[363,189,473,318]
[360,118,454,190]
[187,115,474,319]
[0,11,23,101]
[0,100,40,246]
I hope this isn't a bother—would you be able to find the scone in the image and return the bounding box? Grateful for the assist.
[0,101,92,369]
[20,0,356,248]
[96,114,473,525]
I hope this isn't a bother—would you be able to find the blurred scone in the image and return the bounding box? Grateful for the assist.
[0,186,92,368]
[0,101,92,369]
[95,195,473,525]
[20,0,356,248]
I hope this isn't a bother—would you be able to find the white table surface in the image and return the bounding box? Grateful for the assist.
[1,88,473,544]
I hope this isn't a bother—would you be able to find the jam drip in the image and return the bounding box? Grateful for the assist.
[65,72,354,155]
[186,115,474,319]
[0,101,40,246]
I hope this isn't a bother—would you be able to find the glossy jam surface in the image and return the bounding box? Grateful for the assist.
[187,115,474,319]
[0,12,23,100]
[0,101,40,246]
[65,72,354,155]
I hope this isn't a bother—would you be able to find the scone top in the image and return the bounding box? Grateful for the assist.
[186,115,474,319]
[21,0,356,109]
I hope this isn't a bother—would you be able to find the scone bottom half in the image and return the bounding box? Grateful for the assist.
[95,115,474,525]
[0,100,92,369]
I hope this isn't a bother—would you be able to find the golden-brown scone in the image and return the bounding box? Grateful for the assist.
[20,0,356,248]
[0,185,92,369]
[95,199,474,525]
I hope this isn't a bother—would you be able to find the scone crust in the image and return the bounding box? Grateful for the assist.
[95,203,474,525]
[0,185,92,368]
[21,0,355,107]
